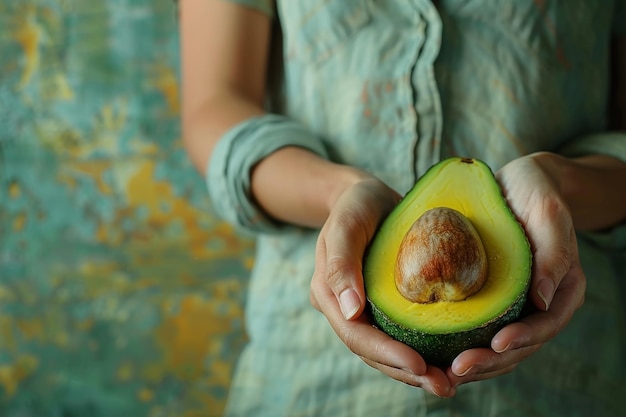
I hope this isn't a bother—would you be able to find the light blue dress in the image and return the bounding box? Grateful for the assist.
[207,1,626,416]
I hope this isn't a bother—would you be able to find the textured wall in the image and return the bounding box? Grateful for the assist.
[0,1,254,416]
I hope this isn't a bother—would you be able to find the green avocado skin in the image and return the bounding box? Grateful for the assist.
[367,290,528,368]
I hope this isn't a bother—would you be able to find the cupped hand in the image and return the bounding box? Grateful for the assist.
[448,153,587,386]
[309,176,456,397]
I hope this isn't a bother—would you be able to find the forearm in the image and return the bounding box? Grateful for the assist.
[544,35,626,231]
[251,147,372,228]
[184,102,368,230]
[537,152,626,231]
[180,0,372,230]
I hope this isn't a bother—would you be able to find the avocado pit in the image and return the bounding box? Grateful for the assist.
[394,207,488,303]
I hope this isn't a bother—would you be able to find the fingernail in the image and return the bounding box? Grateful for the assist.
[339,289,361,320]
[455,366,475,377]
[538,279,555,311]
[493,340,518,353]
[431,385,453,398]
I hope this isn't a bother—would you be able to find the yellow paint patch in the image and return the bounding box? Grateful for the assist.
[41,72,75,101]
[116,362,134,382]
[8,182,21,198]
[153,294,236,381]
[126,161,171,212]
[34,120,82,156]
[13,213,27,231]
[207,360,230,386]
[54,332,69,347]
[66,159,114,195]
[184,407,221,417]
[0,286,16,303]
[139,365,159,384]
[149,64,180,115]
[16,318,44,342]
[138,387,155,402]
[148,407,165,417]
[155,295,213,380]
[13,6,42,88]
[0,317,17,352]
[97,103,128,133]
[185,387,227,417]
[0,355,39,397]
[80,260,116,276]
[243,256,255,270]
[122,160,250,260]
[56,172,78,189]
[75,318,95,332]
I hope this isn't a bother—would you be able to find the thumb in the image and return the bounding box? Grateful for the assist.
[315,179,401,320]
[322,210,373,320]
[526,197,573,311]
[327,255,364,320]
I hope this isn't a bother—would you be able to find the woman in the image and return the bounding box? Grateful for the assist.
[179,1,626,415]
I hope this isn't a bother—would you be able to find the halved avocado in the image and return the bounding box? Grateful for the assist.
[363,157,532,367]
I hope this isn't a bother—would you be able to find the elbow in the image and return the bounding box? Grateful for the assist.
[180,102,217,175]
[180,92,266,174]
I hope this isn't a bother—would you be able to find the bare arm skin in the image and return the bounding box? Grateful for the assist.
[180,0,267,169]
[543,153,626,232]
[179,0,368,229]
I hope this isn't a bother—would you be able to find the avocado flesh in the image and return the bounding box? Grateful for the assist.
[363,158,532,366]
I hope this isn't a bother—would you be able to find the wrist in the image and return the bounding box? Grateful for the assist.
[250,146,379,228]
[324,165,376,212]
[529,152,572,202]
[531,151,626,230]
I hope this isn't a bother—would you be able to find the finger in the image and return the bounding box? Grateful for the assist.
[451,344,540,375]
[322,206,375,320]
[360,357,455,398]
[310,237,328,312]
[491,253,585,353]
[493,277,584,351]
[448,362,519,387]
[496,159,576,312]
[525,195,574,311]
[311,274,427,375]
[449,344,543,391]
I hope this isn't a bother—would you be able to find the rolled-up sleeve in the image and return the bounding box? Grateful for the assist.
[559,132,626,165]
[558,132,626,251]
[206,114,329,235]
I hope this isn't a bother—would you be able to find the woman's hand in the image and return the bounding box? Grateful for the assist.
[448,153,587,386]
[309,176,456,397]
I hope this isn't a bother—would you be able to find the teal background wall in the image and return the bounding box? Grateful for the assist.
[0,1,254,416]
